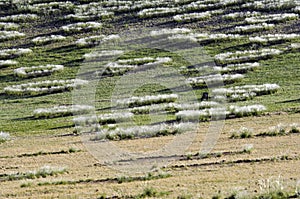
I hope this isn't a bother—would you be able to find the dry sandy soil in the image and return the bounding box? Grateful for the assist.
[1,113,299,198]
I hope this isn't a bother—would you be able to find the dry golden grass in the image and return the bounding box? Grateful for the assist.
[0,113,299,198]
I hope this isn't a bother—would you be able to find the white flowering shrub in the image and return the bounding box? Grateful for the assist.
[289,43,300,51]
[249,34,300,44]
[229,104,266,117]
[33,105,93,118]
[212,84,280,102]
[35,165,67,177]
[0,14,38,22]
[242,144,254,153]
[245,13,298,24]
[0,48,32,59]
[27,1,75,14]
[230,127,253,139]
[32,35,67,45]
[176,107,229,122]
[222,62,260,73]
[289,123,300,134]
[0,60,18,68]
[186,74,244,86]
[73,115,100,134]
[222,11,261,20]
[259,123,300,136]
[138,7,180,18]
[180,62,260,75]
[117,94,178,107]
[233,23,275,33]
[150,28,191,36]
[182,0,234,12]
[169,33,243,43]
[102,57,172,75]
[61,22,102,33]
[66,3,113,21]
[176,104,266,121]
[93,122,195,140]
[117,57,171,65]
[75,34,120,47]
[215,48,282,65]
[294,6,300,13]
[130,101,220,114]
[242,0,297,11]
[4,79,88,96]
[0,131,10,143]
[66,11,113,21]
[0,22,19,30]
[98,112,134,124]
[14,64,64,78]
[6,165,67,180]
[100,62,137,76]
[84,50,124,59]
[130,103,177,114]
[73,115,98,126]
[173,11,212,22]
[0,31,25,41]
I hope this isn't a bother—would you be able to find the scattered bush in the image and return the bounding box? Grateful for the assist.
[0,60,18,68]
[230,127,253,139]
[75,34,119,47]
[0,131,10,143]
[117,94,178,108]
[93,122,195,140]
[176,104,266,121]
[186,74,244,87]
[138,7,179,18]
[0,30,25,41]
[4,79,88,96]
[0,14,38,22]
[3,166,67,181]
[0,48,32,59]
[33,105,93,119]
[61,22,102,33]
[14,64,64,78]
[215,48,282,65]
[32,35,67,45]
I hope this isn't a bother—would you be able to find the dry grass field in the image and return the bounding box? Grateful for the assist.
[1,113,299,198]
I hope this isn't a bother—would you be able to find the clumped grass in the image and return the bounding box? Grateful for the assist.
[0,147,81,159]
[135,187,170,198]
[252,191,289,199]
[97,194,107,199]
[0,131,10,143]
[177,194,193,199]
[36,173,171,187]
[257,123,300,137]
[212,195,222,199]
[2,166,67,181]
[230,127,253,139]
[242,144,254,154]
[289,123,300,134]
[223,190,293,199]
[20,182,33,188]
[117,172,171,184]
[185,147,254,161]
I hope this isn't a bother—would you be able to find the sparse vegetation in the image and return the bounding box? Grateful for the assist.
[1,166,67,181]
[0,131,10,143]
[135,187,170,198]
[257,123,300,137]
[230,127,253,139]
